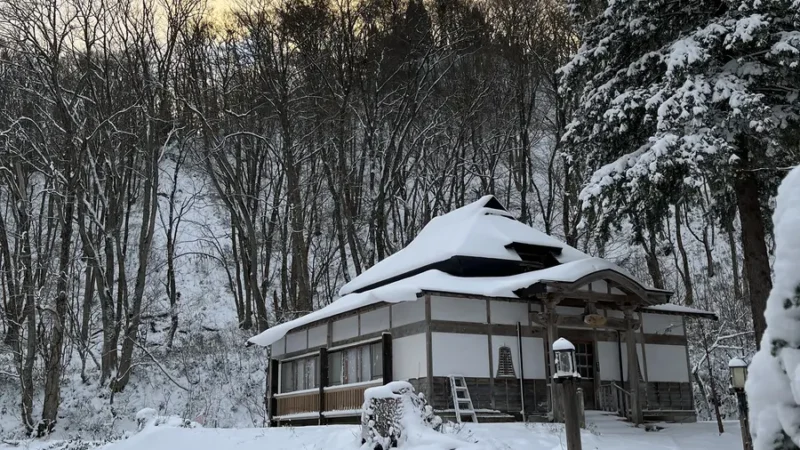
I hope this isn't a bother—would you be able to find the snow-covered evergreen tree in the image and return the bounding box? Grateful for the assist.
[561,0,800,213]
[560,0,800,339]
[746,166,800,450]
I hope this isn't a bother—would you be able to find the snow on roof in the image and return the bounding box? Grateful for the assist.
[248,258,639,347]
[642,303,717,319]
[728,357,747,368]
[338,195,590,296]
[553,338,575,351]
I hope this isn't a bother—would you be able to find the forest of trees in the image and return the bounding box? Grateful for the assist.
[0,0,796,437]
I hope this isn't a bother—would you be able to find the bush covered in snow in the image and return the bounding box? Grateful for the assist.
[360,381,442,450]
[746,166,800,450]
[135,408,202,431]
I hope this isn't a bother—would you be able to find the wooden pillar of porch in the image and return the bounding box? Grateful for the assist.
[382,332,393,383]
[267,358,279,427]
[623,306,643,425]
[542,296,562,421]
[318,348,328,425]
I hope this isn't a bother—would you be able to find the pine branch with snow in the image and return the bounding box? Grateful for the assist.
[561,0,800,228]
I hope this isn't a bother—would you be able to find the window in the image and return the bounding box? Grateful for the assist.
[575,343,595,379]
[329,351,343,386]
[496,346,516,378]
[280,356,319,393]
[329,341,383,386]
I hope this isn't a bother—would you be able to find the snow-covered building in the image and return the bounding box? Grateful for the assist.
[248,196,716,426]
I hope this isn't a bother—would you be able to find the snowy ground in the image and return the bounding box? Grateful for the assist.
[1,413,743,450]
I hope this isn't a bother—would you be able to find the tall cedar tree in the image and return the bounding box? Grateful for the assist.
[560,0,800,344]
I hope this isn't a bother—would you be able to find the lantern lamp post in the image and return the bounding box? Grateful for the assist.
[553,338,582,450]
[728,358,752,450]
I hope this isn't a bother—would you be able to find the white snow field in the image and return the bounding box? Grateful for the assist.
[2,413,743,450]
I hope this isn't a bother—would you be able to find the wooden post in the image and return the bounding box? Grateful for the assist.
[382,332,393,383]
[623,307,643,425]
[318,348,328,425]
[425,294,434,402]
[736,391,753,450]
[268,358,280,427]
[562,378,583,450]
[543,296,561,421]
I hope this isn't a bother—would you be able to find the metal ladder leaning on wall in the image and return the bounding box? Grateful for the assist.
[449,375,479,423]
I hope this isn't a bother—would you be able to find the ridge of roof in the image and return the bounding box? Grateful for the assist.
[338,195,589,296]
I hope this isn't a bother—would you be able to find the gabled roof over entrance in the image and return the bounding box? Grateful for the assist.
[339,195,590,296]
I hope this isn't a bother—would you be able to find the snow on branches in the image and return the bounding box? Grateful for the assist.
[746,166,800,450]
[561,0,800,226]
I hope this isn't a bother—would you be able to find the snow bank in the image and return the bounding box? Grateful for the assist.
[746,166,800,450]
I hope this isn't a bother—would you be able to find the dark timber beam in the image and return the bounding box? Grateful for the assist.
[623,305,643,425]
[539,295,562,421]
[268,358,279,427]
[530,313,639,331]
[382,332,393,383]
[318,348,328,425]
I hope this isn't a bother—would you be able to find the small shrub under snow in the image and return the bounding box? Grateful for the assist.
[135,408,201,431]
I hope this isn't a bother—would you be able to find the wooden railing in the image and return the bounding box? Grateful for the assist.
[274,380,383,419]
[275,390,320,417]
[599,382,630,417]
[324,381,382,412]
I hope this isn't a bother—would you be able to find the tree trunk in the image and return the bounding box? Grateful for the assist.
[113,146,160,393]
[643,224,665,290]
[674,202,694,305]
[15,188,36,432]
[41,190,75,433]
[727,226,743,302]
[734,140,771,346]
[0,209,21,347]
[80,265,94,382]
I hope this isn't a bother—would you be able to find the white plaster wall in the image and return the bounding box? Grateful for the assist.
[393,334,428,380]
[610,287,624,295]
[431,296,486,323]
[360,307,390,335]
[620,343,646,382]
[308,325,327,348]
[597,341,621,381]
[606,310,625,319]
[489,301,528,325]
[285,331,307,353]
[271,337,286,357]
[597,340,646,381]
[332,316,359,342]
[556,306,584,316]
[645,344,690,382]
[431,332,489,377]
[391,300,426,327]
[641,313,685,335]
[521,337,547,379]
[592,280,609,292]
